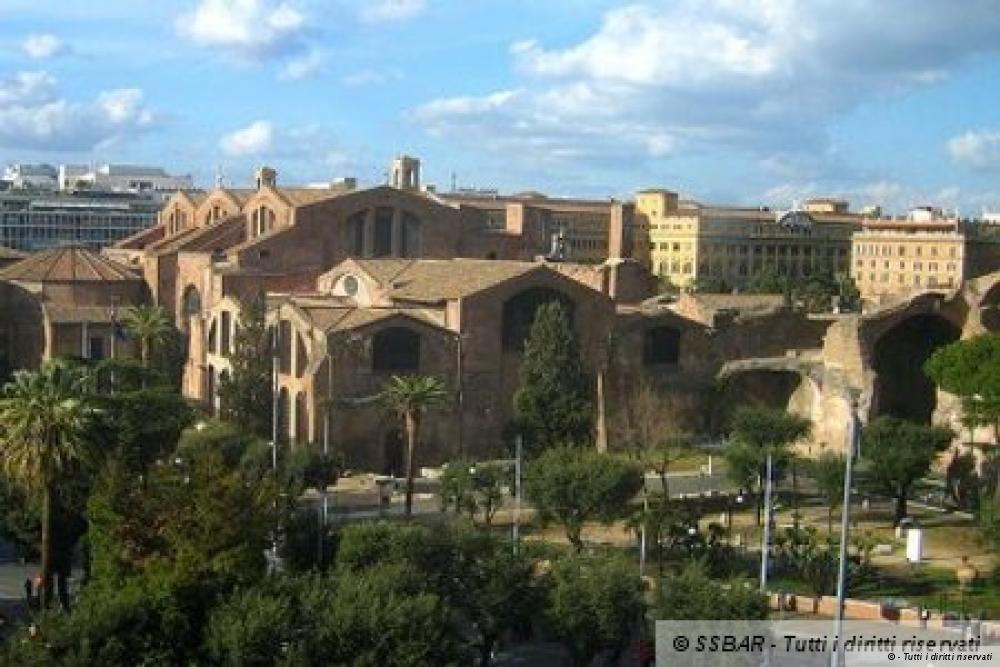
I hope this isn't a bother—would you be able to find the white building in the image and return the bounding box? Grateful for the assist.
[59,164,193,195]
[2,163,59,190]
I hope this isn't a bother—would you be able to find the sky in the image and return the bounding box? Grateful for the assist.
[1,0,1000,214]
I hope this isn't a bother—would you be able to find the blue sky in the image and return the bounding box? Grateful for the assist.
[2,0,1000,214]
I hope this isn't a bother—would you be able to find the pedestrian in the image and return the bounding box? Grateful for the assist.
[23,578,32,606]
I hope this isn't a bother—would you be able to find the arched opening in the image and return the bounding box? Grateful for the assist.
[383,428,403,477]
[374,207,393,257]
[372,327,420,373]
[218,370,230,414]
[206,364,216,414]
[643,326,681,365]
[347,211,365,256]
[295,391,309,444]
[716,369,817,434]
[401,211,422,257]
[295,332,307,378]
[980,281,1000,331]
[278,387,290,443]
[181,285,201,330]
[872,314,960,423]
[501,287,575,351]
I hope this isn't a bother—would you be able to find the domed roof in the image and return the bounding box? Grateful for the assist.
[0,245,140,283]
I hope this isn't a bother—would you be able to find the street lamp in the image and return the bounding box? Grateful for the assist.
[831,395,861,667]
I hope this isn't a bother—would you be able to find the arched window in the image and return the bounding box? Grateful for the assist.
[372,327,420,372]
[374,207,393,257]
[182,285,201,318]
[278,387,290,443]
[278,320,292,374]
[501,287,574,351]
[643,326,681,365]
[295,391,309,444]
[347,211,365,256]
[295,332,307,378]
[401,211,422,257]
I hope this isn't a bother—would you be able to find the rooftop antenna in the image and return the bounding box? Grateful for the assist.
[450,170,457,192]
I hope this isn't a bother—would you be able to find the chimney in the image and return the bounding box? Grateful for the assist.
[255,166,277,190]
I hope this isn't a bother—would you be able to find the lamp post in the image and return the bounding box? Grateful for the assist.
[831,397,861,667]
[760,453,774,592]
[513,434,522,555]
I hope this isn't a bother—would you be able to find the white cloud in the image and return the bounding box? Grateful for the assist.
[359,0,426,23]
[0,70,56,107]
[22,33,68,60]
[413,1,1000,171]
[280,49,323,80]
[177,0,312,76]
[0,71,157,151]
[947,129,1000,169]
[341,67,403,87]
[220,120,275,157]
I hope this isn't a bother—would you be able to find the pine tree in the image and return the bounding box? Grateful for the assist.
[512,301,593,455]
[217,294,273,439]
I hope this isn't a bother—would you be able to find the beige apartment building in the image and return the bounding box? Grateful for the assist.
[851,207,1000,305]
[636,190,860,289]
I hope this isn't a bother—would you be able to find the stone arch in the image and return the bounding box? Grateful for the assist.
[977,278,1000,332]
[501,286,575,351]
[870,313,960,423]
[717,369,819,424]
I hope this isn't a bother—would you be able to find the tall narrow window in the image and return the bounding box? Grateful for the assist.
[374,207,393,257]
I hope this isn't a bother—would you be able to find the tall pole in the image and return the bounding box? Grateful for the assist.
[456,334,464,458]
[513,434,522,555]
[271,329,280,471]
[759,452,773,591]
[639,492,648,578]
[832,403,860,667]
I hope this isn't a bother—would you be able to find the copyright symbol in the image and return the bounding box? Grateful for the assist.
[888,653,895,661]
[673,637,690,652]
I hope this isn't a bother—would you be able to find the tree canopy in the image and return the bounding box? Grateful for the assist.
[512,301,593,454]
[217,293,274,439]
[925,333,1000,440]
[525,446,643,551]
[862,416,953,524]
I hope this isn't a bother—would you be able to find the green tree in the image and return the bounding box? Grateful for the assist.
[691,275,730,294]
[862,416,953,524]
[810,451,846,533]
[944,449,980,511]
[658,560,768,620]
[217,293,274,439]
[925,334,1000,441]
[121,303,172,368]
[723,405,810,526]
[0,361,96,607]
[378,374,449,517]
[525,446,643,551]
[545,553,644,666]
[745,266,788,295]
[512,301,593,454]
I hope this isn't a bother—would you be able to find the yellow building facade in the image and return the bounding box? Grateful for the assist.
[851,209,1000,305]
[637,191,860,289]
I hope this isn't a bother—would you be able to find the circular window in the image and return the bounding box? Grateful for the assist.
[342,275,359,296]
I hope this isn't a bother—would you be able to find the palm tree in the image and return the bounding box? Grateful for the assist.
[0,361,95,607]
[122,304,172,367]
[378,375,448,517]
